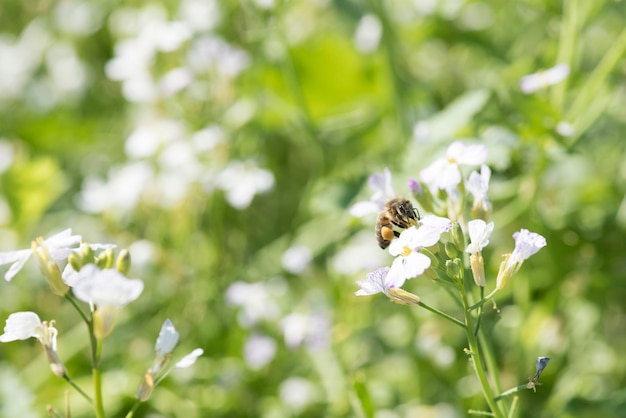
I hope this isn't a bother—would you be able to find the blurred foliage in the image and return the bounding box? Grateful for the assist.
[1,0,626,417]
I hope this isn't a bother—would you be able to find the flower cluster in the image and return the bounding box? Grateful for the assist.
[0,228,202,415]
[353,141,546,305]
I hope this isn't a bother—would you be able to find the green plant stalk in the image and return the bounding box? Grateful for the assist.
[461,286,504,418]
[566,25,626,130]
[63,375,93,405]
[551,0,579,111]
[469,288,499,311]
[125,400,141,418]
[417,301,466,328]
[495,384,531,401]
[93,338,105,418]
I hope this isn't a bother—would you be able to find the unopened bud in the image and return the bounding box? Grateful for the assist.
[115,249,131,275]
[495,253,517,290]
[44,345,67,378]
[93,305,120,339]
[387,287,421,305]
[79,243,95,264]
[444,242,458,259]
[469,252,486,287]
[68,251,83,272]
[44,261,69,296]
[450,222,465,252]
[136,369,155,402]
[445,259,462,281]
[96,248,115,269]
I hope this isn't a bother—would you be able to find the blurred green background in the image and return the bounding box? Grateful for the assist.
[1,0,626,417]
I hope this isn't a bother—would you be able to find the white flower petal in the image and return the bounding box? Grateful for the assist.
[512,229,546,261]
[465,219,494,253]
[355,267,389,296]
[386,252,430,288]
[0,249,33,281]
[0,312,42,342]
[175,348,204,369]
[155,319,180,357]
[73,264,144,306]
[349,201,380,217]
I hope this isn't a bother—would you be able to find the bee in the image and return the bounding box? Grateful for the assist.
[375,198,420,249]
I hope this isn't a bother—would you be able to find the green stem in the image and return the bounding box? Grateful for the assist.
[125,400,141,418]
[550,0,579,111]
[93,338,105,418]
[468,288,499,311]
[63,374,93,404]
[494,384,529,402]
[461,287,504,418]
[417,301,465,328]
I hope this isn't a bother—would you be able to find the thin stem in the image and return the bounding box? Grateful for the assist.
[417,301,465,328]
[468,288,499,311]
[507,396,519,418]
[494,384,529,402]
[461,286,504,418]
[63,375,93,405]
[474,286,485,336]
[93,338,105,418]
[125,400,141,418]
[65,293,90,325]
[550,0,578,111]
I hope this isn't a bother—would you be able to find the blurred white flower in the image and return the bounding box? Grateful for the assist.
[175,348,204,369]
[556,121,575,137]
[281,310,331,350]
[0,139,15,174]
[332,231,388,275]
[159,67,193,97]
[244,334,277,370]
[520,63,569,94]
[187,36,250,77]
[54,0,103,36]
[155,318,180,359]
[0,228,81,282]
[179,0,220,32]
[354,14,382,53]
[466,164,492,215]
[355,266,421,305]
[191,125,224,152]
[226,281,280,326]
[216,161,274,209]
[350,167,395,217]
[419,141,487,191]
[281,245,313,274]
[279,377,319,412]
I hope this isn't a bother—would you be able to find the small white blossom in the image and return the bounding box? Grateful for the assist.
[349,168,395,217]
[466,164,492,214]
[354,14,382,53]
[0,228,81,281]
[155,319,180,359]
[244,334,277,370]
[419,142,487,191]
[465,219,494,254]
[496,229,547,290]
[355,267,421,305]
[0,311,66,377]
[215,161,274,209]
[72,264,144,307]
[281,245,312,274]
[520,63,569,94]
[175,348,204,369]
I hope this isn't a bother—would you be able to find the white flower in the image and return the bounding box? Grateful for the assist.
[0,311,66,377]
[496,229,547,290]
[72,264,144,306]
[215,161,274,209]
[226,281,280,327]
[419,142,487,191]
[72,264,144,339]
[0,228,81,281]
[244,334,277,370]
[354,14,382,53]
[155,319,180,359]
[386,216,452,288]
[281,310,331,350]
[355,267,421,305]
[465,219,494,254]
[281,245,312,274]
[175,348,204,369]
[349,168,395,217]
[465,219,494,287]
[520,63,569,94]
[466,164,492,214]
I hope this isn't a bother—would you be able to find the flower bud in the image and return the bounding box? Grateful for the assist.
[387,287,420,305]
[115,249,131,275]
[444,242,458,259]
[495,254,515,290]
[410,178,436,213]
[44,261,69,296]
[469,252,486,287]
[136,369,155,402]
[93,305,121,339]
[450,222,465,252]
[79,243,95,264]
[68,251,83,273]
[44,345,67,377]
[445,259,462,281]
[96,248,115,269]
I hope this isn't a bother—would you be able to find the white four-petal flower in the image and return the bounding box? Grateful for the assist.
[419,142,487,191]
[465,219,495,254]
[350,168,396,217]
[72,264,144,307]
[0,229,81,281]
